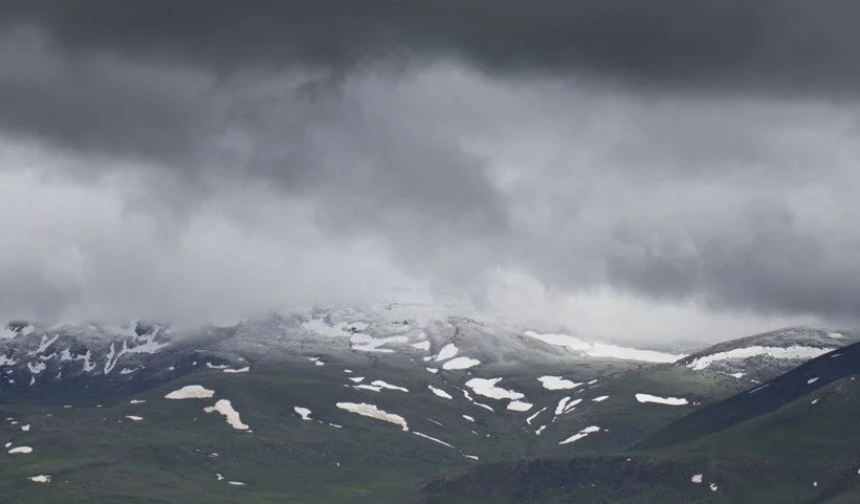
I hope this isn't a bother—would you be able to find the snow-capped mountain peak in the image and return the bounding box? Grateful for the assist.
[677,326,860,381]
[0,303,692,392]
[0,320,177,386]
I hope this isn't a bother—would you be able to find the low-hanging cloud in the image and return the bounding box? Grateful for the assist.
[1,1,860,341]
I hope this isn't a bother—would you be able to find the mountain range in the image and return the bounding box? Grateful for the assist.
[1,303,858,503]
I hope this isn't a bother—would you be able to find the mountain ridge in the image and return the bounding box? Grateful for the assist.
[2,306,858,504]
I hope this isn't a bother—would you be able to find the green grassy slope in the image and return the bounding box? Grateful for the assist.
[640,342,860,449]
[4,344,853,504]
[410,374,860,504]
[533,363,750,454]
[0,357,575,504]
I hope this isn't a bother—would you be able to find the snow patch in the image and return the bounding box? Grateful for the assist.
[165,385,215,399]
[32,334,60,355]
[691,474,703,484]
[465,378,524,400]
[635,393,688,406]
[355,380,409,392]
[29,475,51,483]
[223,367,250,373]
[294,407,312,421]
[204,399,249,430]
[442,356,481,370]
[507,400,533,412]
[687,345,834,371]
[592,395,609,403]
[351,334,409,353]
[353,384,384,392]
[8,446,33,454]
[102,333,170,374]
[526,407,547,425]
[555,397,572,416]
[435,343,459,362]
[1,324,24,340]
[538,376,581,390]
[554,396,583,416]
[559,425,601,445]
[428,385,453,399]
[27,361,47,375]
[413,432,455,449]
[370,380,409,392]
[525,330,685,363]
[336,402,409,431]
[125,415,143,421]
[565,398,583,412]
[462,389,495,412]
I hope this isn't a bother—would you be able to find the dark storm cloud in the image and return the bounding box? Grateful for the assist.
[2,0,860,334]
[2,0,860,95]
[0,27,510,240]
[0,28,211,165]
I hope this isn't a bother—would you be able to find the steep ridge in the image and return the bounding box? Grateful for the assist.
[653,372,860,504]
[531,327,860,453]
[413,363,860,504]
[639,339,860,449]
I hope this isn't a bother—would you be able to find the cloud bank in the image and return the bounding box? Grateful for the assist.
[1,1,858,341]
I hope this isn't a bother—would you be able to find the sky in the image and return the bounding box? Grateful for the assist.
[1,1,859,343]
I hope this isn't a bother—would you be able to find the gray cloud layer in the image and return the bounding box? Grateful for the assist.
[3,0,860,96]
[1,2,860,334]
